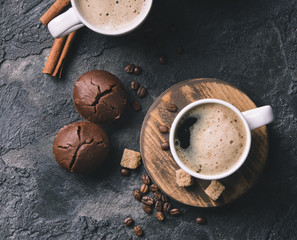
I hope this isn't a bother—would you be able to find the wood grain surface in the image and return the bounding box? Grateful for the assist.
[140,78,268,207]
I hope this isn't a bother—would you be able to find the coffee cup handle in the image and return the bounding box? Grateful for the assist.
[48,8,84,38]
[242,105,274,130]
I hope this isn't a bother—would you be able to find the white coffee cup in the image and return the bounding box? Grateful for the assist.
[48,0,153,38]
[169,99,274,180]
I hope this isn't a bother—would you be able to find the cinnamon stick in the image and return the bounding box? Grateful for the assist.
[43,36,67,75]
[52,31,77,78]
[40,0,71,26]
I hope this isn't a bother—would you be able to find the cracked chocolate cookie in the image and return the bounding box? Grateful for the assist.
[73,70,126,124]
[53,121,109,173]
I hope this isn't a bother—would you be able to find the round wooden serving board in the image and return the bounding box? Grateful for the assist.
[140,78,269,207]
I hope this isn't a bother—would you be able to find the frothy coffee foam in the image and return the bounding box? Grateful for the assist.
[77,0,147,31]
[175,103,247,176]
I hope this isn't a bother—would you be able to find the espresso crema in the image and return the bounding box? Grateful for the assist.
[77,0,147,31]
[175,103,247,175]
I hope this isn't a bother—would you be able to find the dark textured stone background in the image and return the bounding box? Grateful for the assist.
[1,0,297,239]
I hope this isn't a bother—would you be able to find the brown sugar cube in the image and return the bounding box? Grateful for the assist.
[176,169,193,187]
[205,180,225,201]
[120,148,141,169]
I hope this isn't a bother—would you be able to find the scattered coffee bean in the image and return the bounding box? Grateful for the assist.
[131,81,140,91]
[137,87,147,98]
[140,184,149,194]
[161,194,168,203]
[176,45,183,55]
[134,226,143,236]
[154,191,162,200]
[159,125,169,133]
[155,200,162,211]
[196,216,206,224]
[120,168,130,177]
[133,189,142,201]
[134,66,142,75]
[159,56,167,64]
[161,141,170,151]
[170,208,181,216]
[156,211,165,221]
[167,103,178,112]
[163,202,172,212]
[125,64,135,74]
[141,196,154,206]
[169,24,178,33]
[141,174,151,185]
[142,204,153,213]
[150,184,159,192]
[124,217,134,226]
[131,101,141,112]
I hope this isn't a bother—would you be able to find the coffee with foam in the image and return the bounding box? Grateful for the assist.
[174,103,247,176]
[77,0,148,31]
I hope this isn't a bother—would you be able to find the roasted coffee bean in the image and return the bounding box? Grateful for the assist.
[133,189,142,201]
[156,211,165,221]
[167,103,178,112]
[159,56,167,64]
[159,125,169,133]
[124,217,134,226]
[133,66,142,75]
[161,194,168,203]
[154,191,162,200]
[170,208,181,216]
[134,226,143,236]
[142,204,153,213]
[155,200,162,211]
[176,45,183,55]
[196,217,206,224]
[125,64,135,74]
[120,168,130,176]
[140,184,149,194]
[131,101,141,112]
[161,141,170,151]
[150,184,159,192]
[141,174,151,185]
[163,202,172,212]
[141,196,154,206]
[137,87,147,98]
[131,81,140,91]
[169,24,178,33]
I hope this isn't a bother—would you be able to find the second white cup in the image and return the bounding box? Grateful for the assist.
[48,0,153,38]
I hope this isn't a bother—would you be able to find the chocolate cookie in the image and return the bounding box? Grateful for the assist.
[53,121,109,173]
[73,70,126,124]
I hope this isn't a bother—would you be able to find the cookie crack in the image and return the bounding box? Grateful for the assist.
[69,139,94,170]
[77,126,81,141]
[91,85,117,113]
[102,100,120,118]
[90,77,97,86]
[58,144,73,149]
